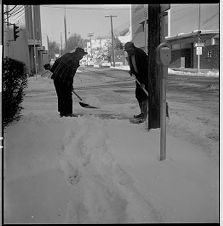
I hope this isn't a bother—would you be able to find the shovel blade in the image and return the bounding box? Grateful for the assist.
[79,101,98,109]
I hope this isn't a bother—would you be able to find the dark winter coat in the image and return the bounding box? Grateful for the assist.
[50,52,80,85]
[127,47,148,87]
[127,47,149,102]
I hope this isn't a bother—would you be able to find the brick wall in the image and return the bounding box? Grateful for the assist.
[170,45,219,70]
[193,45,219,69]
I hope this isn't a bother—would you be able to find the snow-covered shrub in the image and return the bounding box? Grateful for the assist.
[3,57,28,127]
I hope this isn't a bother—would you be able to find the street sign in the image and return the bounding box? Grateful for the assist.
[194,42,205,47]
[196,46,202,55]
[28,39,42,46]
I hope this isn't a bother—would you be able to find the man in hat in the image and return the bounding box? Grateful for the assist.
[124,42,149,123]
[50,47,88,117]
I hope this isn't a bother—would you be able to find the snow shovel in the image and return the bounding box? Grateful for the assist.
[45,69,97,109]
[72,90,98,109]
[131,73,169,118]
[131,73,148,96]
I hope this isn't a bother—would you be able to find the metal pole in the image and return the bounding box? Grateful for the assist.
[156,44,171,161]
[197,4,201,75]
[32,5,38,78]
[160,64,167,160]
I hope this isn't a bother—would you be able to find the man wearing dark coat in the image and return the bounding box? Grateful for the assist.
[124,42,149,123]
[50,47,88,117]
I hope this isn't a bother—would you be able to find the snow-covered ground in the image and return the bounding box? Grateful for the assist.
[3,68,219,223]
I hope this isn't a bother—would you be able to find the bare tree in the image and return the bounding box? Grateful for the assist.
[48,41,60,59]
[64,33,87,53]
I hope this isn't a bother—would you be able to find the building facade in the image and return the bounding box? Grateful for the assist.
[25,5,48,74]
[3,5,48,74]
[130,4,219,69]
[166,30,219,69]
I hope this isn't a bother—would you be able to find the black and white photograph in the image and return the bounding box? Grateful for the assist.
[2,3,220,224]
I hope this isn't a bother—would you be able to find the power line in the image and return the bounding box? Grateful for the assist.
[3,5,24,21]
[41,5,130,10]
[3,5,17,14]
[12,5,30,22]
[8,5,24,17]
[9,5,25,18]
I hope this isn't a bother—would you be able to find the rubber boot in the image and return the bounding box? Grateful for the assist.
[134,102,144,118]
[140,100,148,122]
[131,100,148,124]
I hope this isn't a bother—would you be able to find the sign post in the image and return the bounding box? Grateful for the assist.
[156,43,171,161]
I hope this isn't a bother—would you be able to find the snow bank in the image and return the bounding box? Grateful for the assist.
[4,112,219,223]
[58,116,162,223]
[168,68,219,77]
[4,69,219,223]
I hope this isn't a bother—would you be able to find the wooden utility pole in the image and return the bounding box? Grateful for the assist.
[60,32,63,56]
[147,4,161,129]
[32,5,38,77]
[105,15,117,67]
[64,7,67,50]
[6,5,10,56]
[144,4,148,54]
[0,4,3,150]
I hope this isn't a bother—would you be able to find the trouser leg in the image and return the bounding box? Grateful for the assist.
[141,99,148,120]
[54,79,73,115]
[63,88,73,115]
[135,83,148,119]
[54,79,64,114]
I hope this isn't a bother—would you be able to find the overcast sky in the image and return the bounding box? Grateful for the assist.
[40,4,131,44]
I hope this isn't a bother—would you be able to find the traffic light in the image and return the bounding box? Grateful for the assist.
[13,24,19,41]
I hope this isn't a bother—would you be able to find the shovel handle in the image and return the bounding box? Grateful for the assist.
[72,90,83,101]
[131,73,148,96]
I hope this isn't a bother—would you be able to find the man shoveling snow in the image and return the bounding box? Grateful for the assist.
[50,47,89,117]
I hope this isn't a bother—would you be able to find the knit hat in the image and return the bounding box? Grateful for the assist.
[75,47,88,55]
[124,42,135,51]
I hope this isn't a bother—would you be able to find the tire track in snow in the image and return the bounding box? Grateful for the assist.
[58,116,162,223]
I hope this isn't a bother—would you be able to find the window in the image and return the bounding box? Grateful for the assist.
[208,51,212,58]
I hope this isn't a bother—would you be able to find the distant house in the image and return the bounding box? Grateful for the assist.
[130,4,219,69]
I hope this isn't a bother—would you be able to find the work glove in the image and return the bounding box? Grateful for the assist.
[140,83,145,90]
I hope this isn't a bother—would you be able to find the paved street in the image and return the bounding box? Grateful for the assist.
[23,66,219,162]
[75,67,219,162]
